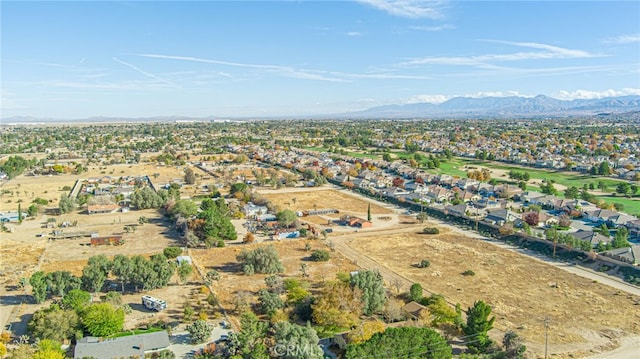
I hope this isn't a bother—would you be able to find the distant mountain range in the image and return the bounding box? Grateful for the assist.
[3,95,640,123]
[349,95,640,119]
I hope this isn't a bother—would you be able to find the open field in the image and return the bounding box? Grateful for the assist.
[258,187,393,215]
[346,228,640,358]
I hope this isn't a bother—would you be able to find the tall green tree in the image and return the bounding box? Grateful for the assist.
[276,209,298,227]
[82,255,112,294]
[273,322,324,359]
[62,289,91,312]
[612,227,631,249]
[30,271,48,303]
[463,300,496,354]
[350,270,387,316]
[45,271,80,298]
[229,311,270,359]
[81,303,125,337]
[111,254,134,293]
[409,283,423,302]
[345,327,451,359]
[28,304,79,343]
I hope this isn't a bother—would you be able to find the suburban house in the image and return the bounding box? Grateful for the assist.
[601,246,640,265]
[583,209,621,224]
[568,230,612,247]
[74,331,170,359]
[484,208,520,226]
[627,220,640,238]
[445,204,469,217]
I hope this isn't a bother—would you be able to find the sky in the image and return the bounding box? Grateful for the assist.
[1,0,639,119]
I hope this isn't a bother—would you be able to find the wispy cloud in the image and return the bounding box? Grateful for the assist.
[346,31,364,37]
[603,34,640,44]
[409,24,455,32]
[47,80,173,90]
[1,90,26,110]
[139,53,349,82]
[401,41,598,66]
[112,57,175,86]
[357,0,447,19]
[555,88,640,100]
[404,94,450,104]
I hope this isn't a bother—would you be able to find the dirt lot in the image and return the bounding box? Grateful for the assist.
[344,227,640,358]
[259,187,393,215]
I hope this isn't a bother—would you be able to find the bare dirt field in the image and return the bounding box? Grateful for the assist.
[190,239,359,328]
[259,187,393,215]
[344,227,640,358]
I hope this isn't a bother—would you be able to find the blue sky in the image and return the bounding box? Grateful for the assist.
[1,0,639,119]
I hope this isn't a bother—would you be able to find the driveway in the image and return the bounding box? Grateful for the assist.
[168,325,233,358]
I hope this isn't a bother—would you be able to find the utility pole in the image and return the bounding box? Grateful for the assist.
[544,316,550,359]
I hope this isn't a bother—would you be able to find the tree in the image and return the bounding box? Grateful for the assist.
[523,212,539,226]
[273,321,324,359]
[409,283,423,302]
[184,167,196,184]
[229,182,248,196]
[425,295,458,327]
[130,187,164,209]
[45,271,80,298]
[186,319,214,344]
[229,311,269,358]
[32,339,66,359]
[312,281,362,329]
[111,254,134,293]
[277,209,298,227]
[503,330,527,359]
[350,270,387,316]
[416,212,428,223]
[28,305,80,343]
[30,271,48,303]
[564,186,580,199]
[82,255,112,294]
[58,195,76,214]
[17,203,22,223]
[612,227,631,249]
[258,289,284,316]
[310,249,330,262]
[367,203,372,222]
[62,289,91,312]
[345,327,451,359]
[163,246,183,259]
[463,300,495,354]
[81,303,125,337]
[616,182,631,196]
[237,245,284,275]
[177,262,193,284]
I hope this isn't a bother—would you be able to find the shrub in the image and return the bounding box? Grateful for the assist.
[310,249,330,262]
[462,269,475,276]
[422,227,440,234]
[237,245,284,275]
[417,259,431,268]
[216,240,225,248]
[163,246,183,259]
